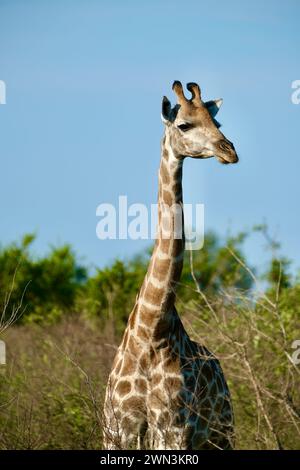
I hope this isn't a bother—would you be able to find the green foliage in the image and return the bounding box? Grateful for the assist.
[0,235,87,325]
[178,231,253,308]
[264,257,292,292]
[78,257,146,334]
[0,230,273,329]
[0,230,296,337]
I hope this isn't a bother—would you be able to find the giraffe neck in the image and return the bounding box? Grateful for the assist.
[131,130,185,337]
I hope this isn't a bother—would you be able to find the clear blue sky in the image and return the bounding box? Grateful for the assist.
[0,0,299,276]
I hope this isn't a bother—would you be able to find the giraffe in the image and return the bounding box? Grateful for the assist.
[103,81,238,450]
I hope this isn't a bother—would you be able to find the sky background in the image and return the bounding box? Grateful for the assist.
[0,0,299,277]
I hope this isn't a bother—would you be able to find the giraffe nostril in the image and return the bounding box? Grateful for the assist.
[219,140,234,152]
[219,142,226,151]
[217,139,238,164]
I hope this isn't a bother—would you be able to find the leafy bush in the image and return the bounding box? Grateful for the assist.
[78,257,147,335]
[0,235,87,325]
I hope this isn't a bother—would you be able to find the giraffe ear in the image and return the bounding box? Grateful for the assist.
[205,99,223,118]
[161,96,172,124]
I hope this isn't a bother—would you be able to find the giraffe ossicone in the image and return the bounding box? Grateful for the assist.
[103,81,238,450]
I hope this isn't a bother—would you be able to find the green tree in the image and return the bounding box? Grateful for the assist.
[0,234,87,324]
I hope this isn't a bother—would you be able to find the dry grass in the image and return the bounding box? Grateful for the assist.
[0,318,116,449]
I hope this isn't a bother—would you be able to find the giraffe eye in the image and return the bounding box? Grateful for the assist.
[177,123,194,132]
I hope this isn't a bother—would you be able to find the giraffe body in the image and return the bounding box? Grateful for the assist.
[103,82,237,450]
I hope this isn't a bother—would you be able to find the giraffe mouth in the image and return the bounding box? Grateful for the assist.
[216,154,239,165]
[216,156,230,165]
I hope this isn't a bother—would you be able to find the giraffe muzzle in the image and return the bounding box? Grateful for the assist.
[216,140,239,164]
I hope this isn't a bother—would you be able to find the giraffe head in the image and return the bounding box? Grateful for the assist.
[161,81,238,164]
